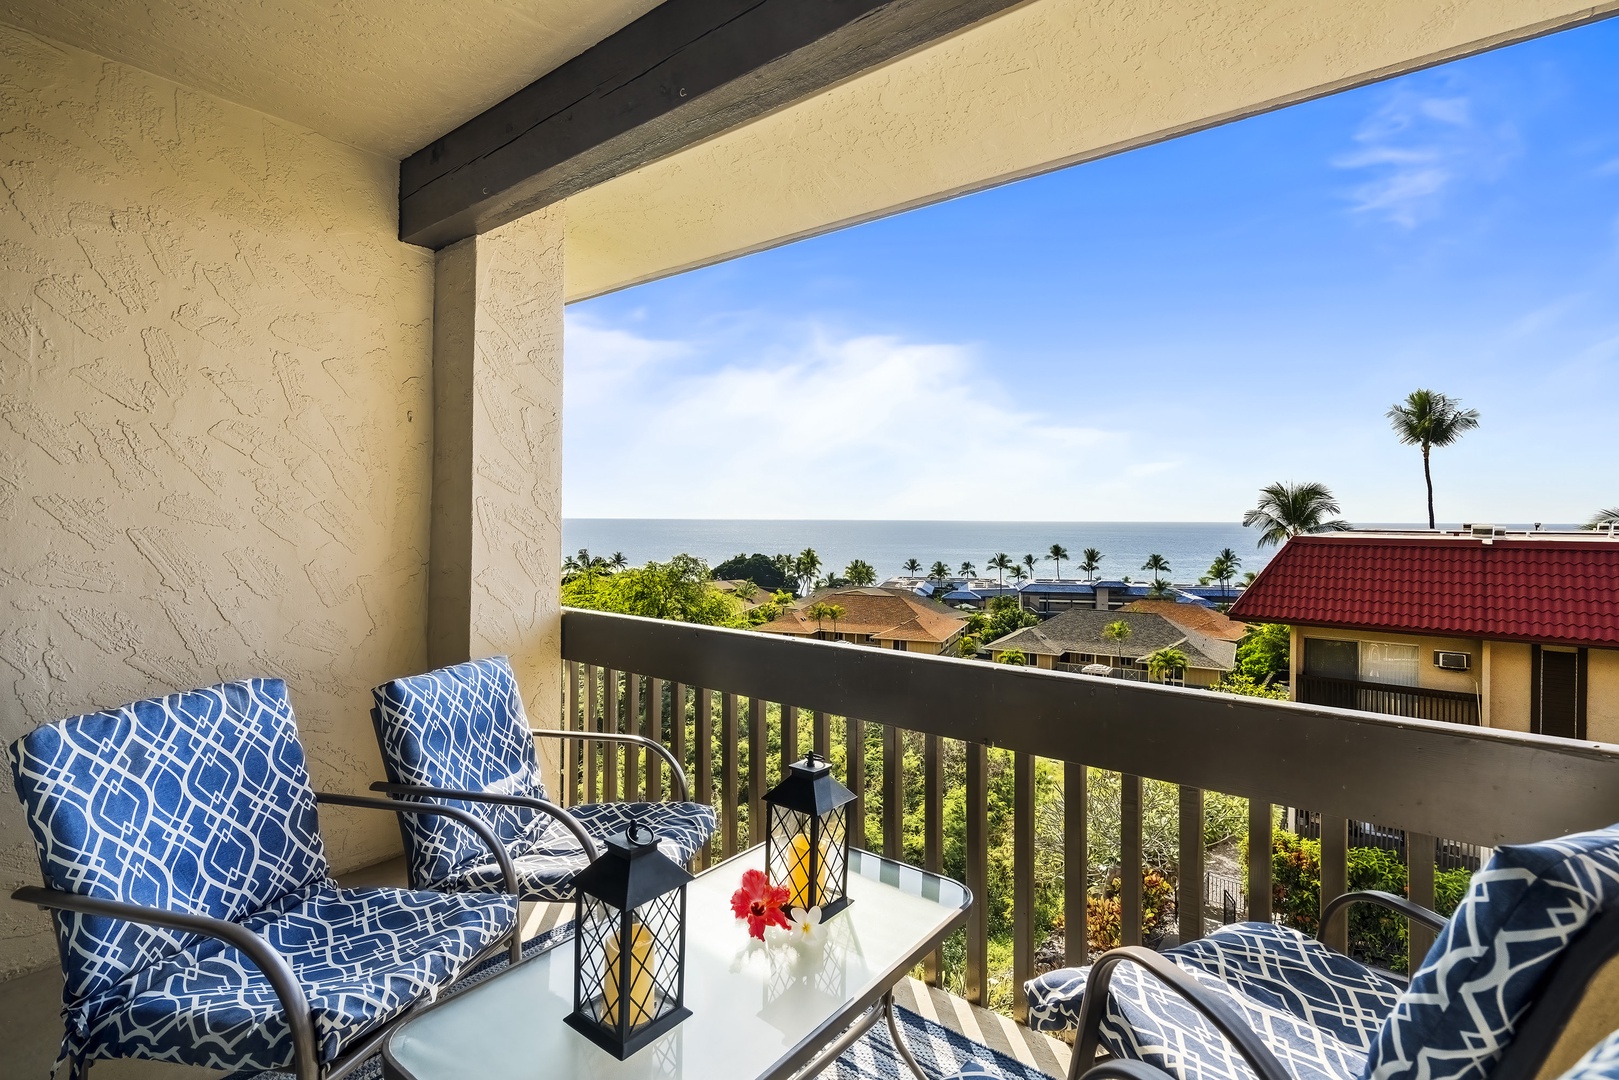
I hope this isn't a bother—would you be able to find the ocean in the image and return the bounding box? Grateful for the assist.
[561,520,1286,585]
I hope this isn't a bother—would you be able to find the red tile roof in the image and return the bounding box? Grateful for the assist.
[1228,534,1619,647]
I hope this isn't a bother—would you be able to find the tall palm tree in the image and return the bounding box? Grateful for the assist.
[903,558,922,577]
[794,548,822,596]
[806,601,832,636]
[1047,544,1069,580]
[1022,553,1038,580]
[959,561,976,578]
[1584,508,1619,530]
[1146,647,1189,684]
[826,603,847,638]
[1207,548,1241,598]
[1387,389,1481,529]
[1080,548,1102,581]
[988,553,1013,587]
[844,559,877,586]
[1141,553,1170,584]
[608,551,628,572]
[1243,481,1351,548]
[1009,565,1028,585]
[929,560,952,582]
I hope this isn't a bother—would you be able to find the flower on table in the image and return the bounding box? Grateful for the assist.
[786,905,825,948]
[731,868,790,940]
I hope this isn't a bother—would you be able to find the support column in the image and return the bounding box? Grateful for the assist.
[428,207,565,784]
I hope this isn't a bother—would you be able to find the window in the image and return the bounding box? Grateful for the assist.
[1361,642,1419,687]
[1304,638,1358,680]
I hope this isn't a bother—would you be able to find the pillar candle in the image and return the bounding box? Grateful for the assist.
[603,921,656,1028]
[787,832,828,909]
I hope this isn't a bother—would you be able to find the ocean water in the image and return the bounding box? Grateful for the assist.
[561,520,1285,584]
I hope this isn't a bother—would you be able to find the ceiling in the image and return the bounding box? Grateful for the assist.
[0,0,663,159]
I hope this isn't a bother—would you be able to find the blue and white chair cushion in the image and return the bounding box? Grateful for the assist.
[1027,922,1403,1080]
[8,678,516,1072]
[372,657,716,901]
[1558,1031,1619,1080]
[1024,824,1619,1080]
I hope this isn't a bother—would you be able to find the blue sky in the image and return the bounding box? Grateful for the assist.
[564,19,1619,522]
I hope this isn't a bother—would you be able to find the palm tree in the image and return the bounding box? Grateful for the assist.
[608,551,628,572]
[1584,508,1619,530]
[1387,389,1481,529]
[826,603,847,638]
[806,601,832,636]
[1102,619,1131,661]
[988,553,1013,587]
[794,548,822,595]
[1047,544,1069,580]
[1141,553,1170,584]
[1009,565,1028,585]
[1243,481,1351,547]
[733,579,759,604]
[1207,548,1241,598]
[1080,548,1102,581]
[1022,554,1038,580]
[844,559,877,586]
[903,558,922,577]
[1242,570,1258,587]
[929,560,952,582]
[959,561,976,578]
[1145,647,1189,684]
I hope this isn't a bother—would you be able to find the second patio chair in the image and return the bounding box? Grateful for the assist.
[370,656,717,901]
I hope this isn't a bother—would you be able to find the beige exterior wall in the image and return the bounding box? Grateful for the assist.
[1298,629,1486,695]
[563,0,1619,300]
[0,27,568,980]
[1587,648,1619,745]
[1489,641,1535,733]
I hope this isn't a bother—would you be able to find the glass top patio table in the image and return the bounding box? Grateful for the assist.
[383,846,971,1080]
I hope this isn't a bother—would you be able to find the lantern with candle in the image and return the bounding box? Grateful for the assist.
[762,751,856,919]
[565,821,692,1058]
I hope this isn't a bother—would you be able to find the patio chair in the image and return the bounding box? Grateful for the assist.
[8,678,521,1080]
[1025,824,1619,1080]
[369,656,717,901]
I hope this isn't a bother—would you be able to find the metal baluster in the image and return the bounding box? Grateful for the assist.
[781,705,799,776]
[603,670,620,803]
[814,710,831,759]
[923,733,943,985]
[1120,773,1143,947]
[624,674,641,802]
[1320,814,1349,953]
[749,698,767,847]
[565,661,580,807]
[846,717,866,850]
[1179,785,1205,942]
[1065,761,1088,966]
[1248,799,1273,923]
[585,665,599,804]
[695,688,713,868]
[648,677,665,801]
[1013,751,1035,1023]
[883,725,902,859]
[722,693,740,857]
[1407,831,1437,966]
[965,741,989,1005]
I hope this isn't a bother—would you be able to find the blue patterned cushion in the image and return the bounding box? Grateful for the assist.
[1364,825,1619,1080]
[372,657,717,899]
[1558,1031,1619,1080]
[372,657,549,887]
[1027,922,1402,1080]
[445,800,719,900]
[8,679,328,1005]
[73,882,515,1071]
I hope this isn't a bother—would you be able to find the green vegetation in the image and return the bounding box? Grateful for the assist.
[711,552,794,592]
[1145,647,1189,683]
[563,554,742,625]
[1048,544,1069,579]
[981,595,1039,643]
[1585,508,1619,529]
[988,552,1013,586]
[1387,388,1482,530]
[1243,481,1351,547]
[1208,548,1241,596]
[930,560,953,581]
[844,559,878,586]
[904,558,923,576]
[1234,622,1290,685]
[1141,553,1170,584]
[1211,671,1291,699]
[1102,619,1131,647]
[1080,548,1103,581]
[996,648,1028,666]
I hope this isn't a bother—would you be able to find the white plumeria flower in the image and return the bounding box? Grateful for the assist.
[787,906,825,947]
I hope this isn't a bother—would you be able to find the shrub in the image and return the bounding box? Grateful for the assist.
[1087,868,1178,952]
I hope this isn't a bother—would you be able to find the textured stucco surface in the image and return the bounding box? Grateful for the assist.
[1587,649,1619,744]
[429,212,566,785]
[0,26,437,979]
[0,0,660,158]
[563,0,1619,300]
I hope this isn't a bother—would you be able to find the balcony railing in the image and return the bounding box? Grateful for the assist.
[556,608,1619,1020]
[1296,672,1482,726]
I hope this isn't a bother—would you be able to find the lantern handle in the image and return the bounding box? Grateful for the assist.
[804,750,821,767]
[626,819,657,846]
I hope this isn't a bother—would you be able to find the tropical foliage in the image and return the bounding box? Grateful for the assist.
[982,595,1039,642]
[1210,671,1291,699]
[563,554,742,625]
[1048,544,1069,579]
[1080,548,1103,580]
[1243,481,1351,547]
[1141,553,1170,583]
[1387,388,1481,530]
[1233,622,1290,684]
[1207,548,1242,596]
[844,559,878,586]
[1145,647,1189,682]
[996,648,1028,666]
[1585,507,1619,529]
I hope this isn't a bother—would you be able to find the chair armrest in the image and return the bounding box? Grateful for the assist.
[530,728,690,801]
[367,782,601,861]
[1319,889,1447,946]
[1077,1062,1182,1080]
[318,791,523,965]
[12,885,320,1080]
[1068,946,1292,1080]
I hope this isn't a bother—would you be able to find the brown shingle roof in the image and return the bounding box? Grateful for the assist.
[754,587,967,645]
[1122,600,1248,642]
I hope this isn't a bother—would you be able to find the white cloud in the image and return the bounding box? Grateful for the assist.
[1332,91,1517,227]
[561,317,1173,518]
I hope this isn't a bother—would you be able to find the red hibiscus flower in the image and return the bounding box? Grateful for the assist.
[731,868,790,939]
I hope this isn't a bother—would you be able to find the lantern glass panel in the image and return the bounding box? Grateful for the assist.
[820,804,848,906]
[575,893,685,1035]
[767,806,815,908]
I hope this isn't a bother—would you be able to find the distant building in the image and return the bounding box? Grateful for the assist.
[1229,528,1619,738]
[988,608,1240,686]
[753,586,969,654]
[711,579,782,611]
[877,576,937,597]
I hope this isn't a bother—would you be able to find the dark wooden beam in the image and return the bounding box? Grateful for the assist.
[399,0,1027,249]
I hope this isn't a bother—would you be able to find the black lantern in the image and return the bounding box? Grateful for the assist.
[565,822,692,1058]
[763,751,856,918]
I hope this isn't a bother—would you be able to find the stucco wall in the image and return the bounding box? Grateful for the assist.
[1488,642,1534,732]
[1587,648,1619,744]
[0,27,435,978]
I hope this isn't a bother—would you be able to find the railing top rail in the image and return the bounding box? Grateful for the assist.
[1297,673,1482,703]
[560,609,1619,847]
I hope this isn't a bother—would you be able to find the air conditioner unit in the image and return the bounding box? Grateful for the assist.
[1434,650,1471,671]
